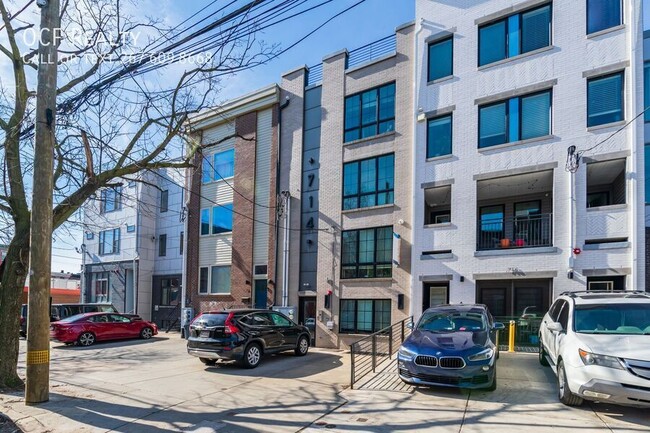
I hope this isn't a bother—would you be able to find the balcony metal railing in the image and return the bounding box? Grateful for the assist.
[346,34,396,69]
[477,213,552,251]
[349,317,413,389]
[306,63,323,87]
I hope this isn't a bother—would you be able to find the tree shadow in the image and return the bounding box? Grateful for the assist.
[51,336,169,351]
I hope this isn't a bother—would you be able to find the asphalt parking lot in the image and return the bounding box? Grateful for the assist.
[0,334,647,432]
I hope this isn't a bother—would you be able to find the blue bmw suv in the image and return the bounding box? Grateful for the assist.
[398,304,504,390]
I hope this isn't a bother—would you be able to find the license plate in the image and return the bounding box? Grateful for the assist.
[200,331,210,338]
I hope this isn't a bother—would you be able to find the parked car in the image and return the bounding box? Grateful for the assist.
[49,312,157,346]
[538,291,650,407]
[398,304,504,390]
[20,303,120,337]
[186,309,311,368]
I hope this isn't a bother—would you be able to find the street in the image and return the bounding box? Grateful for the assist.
[0,334,647,432]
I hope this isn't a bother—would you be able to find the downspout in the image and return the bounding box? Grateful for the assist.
[276,94,290,306]
[181,179,189,312]
[282,192,291,307]
[133,178,140,314]
[628,0,641,290]
[411,18,426,318]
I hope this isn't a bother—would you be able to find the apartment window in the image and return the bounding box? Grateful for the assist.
[86,232,94,240]
[160,190,168,213]
[180,231,184,255]
[586,159,626,207]
[212,204,233,234]
[427,114,452,158]
[587,72,624,127]
[340,299,391,334]
[424,185,451,225]
[343,154,394,210]
[126,225,135,233]
[158,234,167,257]
[645,63,650,122]
[344,83,395,142]
[100,187,121,213]
[202,149,235,183]
[200,209,210,235]
[98,228,120,255]
[646,144,650,203]
[587,0,622,34]
[199,265,231,295]
[479,90,551,148]
[428,37,452,82]
[478,4,551,66]
[341,226,393,279]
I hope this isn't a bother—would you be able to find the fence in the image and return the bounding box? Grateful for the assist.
[349,317,413,389]
[346,34,396,69]
[477,213,552,251]
[495,316,543,348]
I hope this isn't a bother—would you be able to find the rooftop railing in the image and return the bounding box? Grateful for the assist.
[347,34,396,69]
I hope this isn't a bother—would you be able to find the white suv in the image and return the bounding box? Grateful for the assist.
[538,291,650,407]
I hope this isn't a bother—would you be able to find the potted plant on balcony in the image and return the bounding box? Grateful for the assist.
[500,238,511,248]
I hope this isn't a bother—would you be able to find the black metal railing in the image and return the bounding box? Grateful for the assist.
[346,35,396,69]
[163,303,181,333]
[306,63,323,87]
[477,213,552,251]
[494,316,543,348]
[349,317,412,389]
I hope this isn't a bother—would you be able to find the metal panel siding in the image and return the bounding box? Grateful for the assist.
[198,236,232,266]
[203,122,236,147]
[253,109,272,266]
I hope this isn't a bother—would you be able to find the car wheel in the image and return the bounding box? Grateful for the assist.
[77,332,95,347]
[140,327,154,340]
[199,357,217,366]
[242,343,262,369]
[539,338,549,366]
[486,368,497,391]
[295,335,309,356]
[557,360,583,406]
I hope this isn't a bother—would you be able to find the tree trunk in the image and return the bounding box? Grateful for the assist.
[0,223,30,390]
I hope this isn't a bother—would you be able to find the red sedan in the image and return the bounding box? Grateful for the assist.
[50,312,158,346]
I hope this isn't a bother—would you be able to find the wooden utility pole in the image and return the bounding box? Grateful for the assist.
[26,0,60,405]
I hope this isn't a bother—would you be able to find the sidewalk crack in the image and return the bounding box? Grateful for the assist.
[458,390,471,433]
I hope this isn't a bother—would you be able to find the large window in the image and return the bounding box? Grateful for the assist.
[343,154,394,210]
[341,227,393,279]
[645,63,650,123]
[200,204,233,235]
[100,187,121,213]
[199,265,231,295]
[646,144,650,204]
[587,0,622,35]
[479,4,551,67]
[587,72,624,127]
[340,299,391,334]
[98,228,120,255]
[479,90,551,148]
[428,37,453,82]
[427,114,452,158]
[93,272,109,303]
[344,83,395,142]
[160,190,168,213]
[202,149,235,183]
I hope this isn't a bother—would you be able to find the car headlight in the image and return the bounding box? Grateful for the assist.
[398,346,416,360]
[468,348,494,362]
[578,349,624,370]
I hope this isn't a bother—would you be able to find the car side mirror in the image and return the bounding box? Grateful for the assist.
[406,321,413,330]
[493,322,505,330]
[547,321,563,333]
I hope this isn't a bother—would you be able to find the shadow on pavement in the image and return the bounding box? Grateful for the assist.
[51,336,169,351]
[200,351,344,379]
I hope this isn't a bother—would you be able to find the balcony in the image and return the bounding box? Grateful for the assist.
[477,213,553,251]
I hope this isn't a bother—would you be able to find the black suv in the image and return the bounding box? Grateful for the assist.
[187,309,311,368]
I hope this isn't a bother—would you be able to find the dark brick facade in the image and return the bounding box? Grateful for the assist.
[187,149,202,312]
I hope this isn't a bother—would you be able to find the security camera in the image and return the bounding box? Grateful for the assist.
[397,219,405,225]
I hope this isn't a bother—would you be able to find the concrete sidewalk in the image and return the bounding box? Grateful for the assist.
[1,336,648,432]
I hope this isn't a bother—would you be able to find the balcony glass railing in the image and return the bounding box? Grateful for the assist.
[477,213,552,251]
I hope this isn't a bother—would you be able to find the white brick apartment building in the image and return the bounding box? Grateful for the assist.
[412,0,645,323]
[278,24,415,348]
[82,167,185,326]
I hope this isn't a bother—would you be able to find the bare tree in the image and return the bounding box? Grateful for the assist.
[0,0,277,389]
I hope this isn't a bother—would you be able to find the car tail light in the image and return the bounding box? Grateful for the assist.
[224,312,240,335]
[189,313,203,326]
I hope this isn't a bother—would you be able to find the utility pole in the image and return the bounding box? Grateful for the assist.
[26,0,60,405]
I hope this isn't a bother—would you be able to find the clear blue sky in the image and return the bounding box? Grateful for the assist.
[52,0,415,272]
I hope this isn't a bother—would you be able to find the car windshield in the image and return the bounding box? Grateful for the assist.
[58,313,87,323]
[417,312,486,332]
[575,303,650,335]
